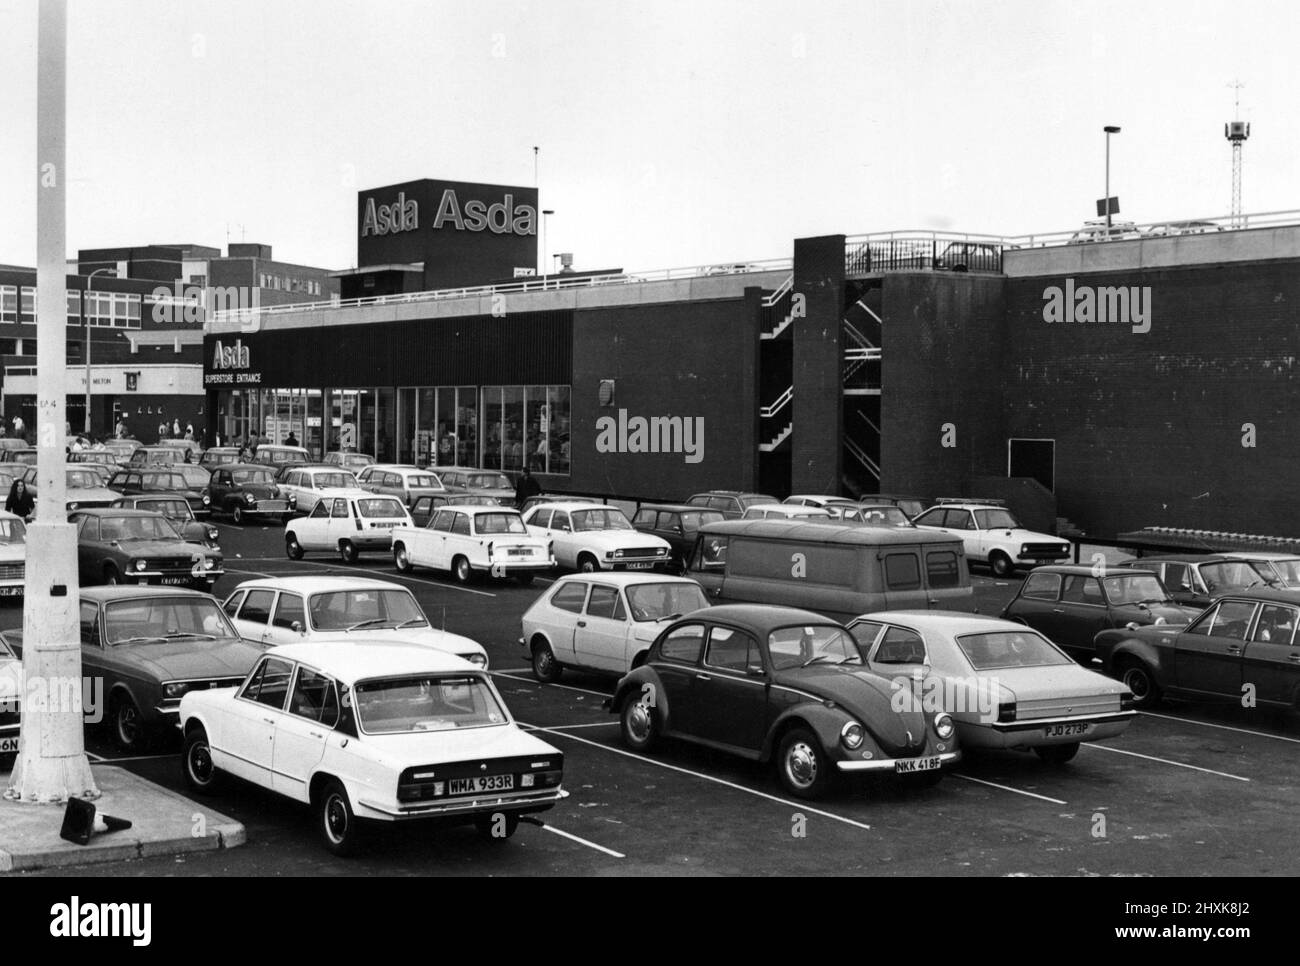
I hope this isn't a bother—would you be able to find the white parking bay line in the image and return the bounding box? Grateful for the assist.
[85,751,106,762]
[538,823,625,858]
[96,753,176,766]
[521,721,618,731]
[492,671,611,699]
[951,773,1067,805]
[1140,710,1300,746]
[523,724,873,832]
[224,568,273,579]
[1081,743,1251,782]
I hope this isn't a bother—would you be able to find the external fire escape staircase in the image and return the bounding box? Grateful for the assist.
[842,291,883,489]
[760,275,794,451]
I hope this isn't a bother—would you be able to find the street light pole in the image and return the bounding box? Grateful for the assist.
[82,267,115,439]
[1104,125,1121,229]
[541,209,554,285]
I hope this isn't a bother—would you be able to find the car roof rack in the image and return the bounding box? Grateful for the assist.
[934,497,1007,506]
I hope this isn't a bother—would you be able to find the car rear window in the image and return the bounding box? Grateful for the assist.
[956,631,1073,670]
[356,498,405,518]
[925,550,960,588]
[883,552,921,590]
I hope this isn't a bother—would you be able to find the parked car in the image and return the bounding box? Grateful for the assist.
[523,502,672,573]
[276,464,360,515]
[1069,219,1141,243]
[1094,588,1300,710]
[0,511,26,599]
[0,448,38,466]
[741,504,834,521]
[783,494,868,521]
[1143,220,1225,237]
[409,493,501,527]
[101,439,142,466]
[936,240,1004,272]
[686,518,972,621]
[521,573,710,680]
[391,504,552,585]
[846,611,1135,763]
[3,586,263,752]
[0,633,17,756]
[107,465,213,518]
[70,508,224,591]
[1000,565,1200,662]
[1113,554,1276,610]
[253,444,312,468]
[519,493,590,516]
[630,504,725,573]
[1225,552,1300,589]
[198,446,243,470]
[685,490,779,519]
[27,467,121,513]
[432,467,516,506]
[179,643,566,854]
[110,494,221,549]
[127,443,195,467]
[324,451,375,471]
[221,576,488,666]
[607,604,961,798]
[855,504,916,528]
[285,492,410,563]
[912,500,1071,576]
[357,464,448,507]
[205,463,294,524]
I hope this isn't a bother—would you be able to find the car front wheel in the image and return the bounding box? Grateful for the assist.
[619,693,657,752]
[531,640,562,682]
[776,727,831,800]
[102,564,121,586]
[183,727,222,794]
[989,551,1014,577]
[231,504,245,525]
[285,533,304,560]
[111,693,149,753]
[393,542,412,573]
[577,554,599,573]
[317,779,362,856]
[1120,660,1161,709]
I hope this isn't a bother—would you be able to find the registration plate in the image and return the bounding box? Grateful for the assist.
[447,775,514,795]
[507,547,531,556]
[0,587,22,597]
[1044,722,1091,738]
[625,562,653,570]
[0,736,17,753]
[895,756,941,774]
[370,522,398,528]
[160,576,190,585]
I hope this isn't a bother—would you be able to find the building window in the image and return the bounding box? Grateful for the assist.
[20,286,35,320]
[481,385,570,475]
[66,290,81,321]
[0,286,16,323]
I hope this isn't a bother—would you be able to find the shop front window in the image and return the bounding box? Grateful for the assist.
[482,386,569,476]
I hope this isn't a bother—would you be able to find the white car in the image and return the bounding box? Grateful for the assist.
[392,505,553,585]
[222,576,488,667]
[178,642,566,854]
[522,502,671,573]
[847,611,1134,763]
[742,503,834,521]
[0,511,25,599]
[285,492,410,563]
[357,464,449,507]
[520,573,710,680]
[912,501,1071,577]
[782,494,865,521]
[277,465,361,515]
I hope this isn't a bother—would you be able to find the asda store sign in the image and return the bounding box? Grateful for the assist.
[361,189,536,237]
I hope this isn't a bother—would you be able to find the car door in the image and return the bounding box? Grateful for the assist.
[546,580,588,663]
[1241,603,1300,706]
[574,583,629,671]
[691,625,767,751]
[548,510,576,568]
[654,622,707,736]
[296,499,331,548]
[1158,562,1205,608]
[324,497,350,547]
[1006,571,1063,639]
[209,469,232,508]
[263,592,307,646]
[219,655,293,785]
[1174,599,1257,697]
[1047,574,1110,651]
[73,514,99,583]
[232,589,276,644]
[411,496,433,528]
[271,665,338,799]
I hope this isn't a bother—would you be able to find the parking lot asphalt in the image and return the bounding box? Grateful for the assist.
[4,518,1299,877]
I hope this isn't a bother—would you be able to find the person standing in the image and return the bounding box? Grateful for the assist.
[514,466,541,509]
[5,480,34,521]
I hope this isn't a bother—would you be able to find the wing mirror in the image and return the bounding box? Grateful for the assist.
[291,621,304,634]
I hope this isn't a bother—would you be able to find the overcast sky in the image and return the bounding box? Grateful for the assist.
[1,0,1295,273]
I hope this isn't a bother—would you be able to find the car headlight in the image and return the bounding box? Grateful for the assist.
[67,501,79,511]
[657,548,667,555]
[135,559,148,572]
[204,557,216,570]
[245,492,256,503]
[163,682,189,700]
[934,713,955,740]
[1020,544,1029,555]
[202,493,211,505]
[613,549,625,558]
[840,721,864,749]
[207,527,219,541]
[467,653,488,669]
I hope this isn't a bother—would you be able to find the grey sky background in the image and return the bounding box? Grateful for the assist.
[1,0,1295,274]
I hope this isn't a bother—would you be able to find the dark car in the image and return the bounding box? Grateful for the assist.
[205,463,293,524]
[70,508,224,592]
[1001,565,1200,663]
[253,444,312,469]
[685,490,779,520]
[1,586,264,752]
[127,444,195,467]
[409,492,501,527]
[198,446,243,470]
[857,494,927,519]
[630,503,725,573]
[0,635,18,758]
[26,467,121,513]
[107,465,213,518]
[606,604,960,799]
[110,494,220,549]
[1094,588,1300,710]
[1114,554,1277,610]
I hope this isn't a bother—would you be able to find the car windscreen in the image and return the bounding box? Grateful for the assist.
[66,470,102,489]
[353,675,506,734]
[1200,560,1270,593]
[139,499,191,520]
[767,625,862,670]
[1265,559,1300,585]
[406,474,444,489]
[104,597,237,645]
[572,508,632,531]
[308,589,427,630]
[99,515,181,541]
[956,631,1072,670]
[1101,573,1171,605]
[356,498,405,518]
[232,468,276,484]
[973,509,1021,529]
[475,512,526,534]
[859,506,911,527]
[313,472,357,489]
[0,519,26,544]
[626,582,708,621]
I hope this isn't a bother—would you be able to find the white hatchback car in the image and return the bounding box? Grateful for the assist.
[285,492,411,563]
[391,505,553,585]
[912,501,1071,577]
[179,642,565,854]
[0,511,26,599]
[520,573,710,681]
[522,502,671,573]
[278,465,361,515]
[741,504,834,521]
[222,576,488,667]
[782,494,866,521]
